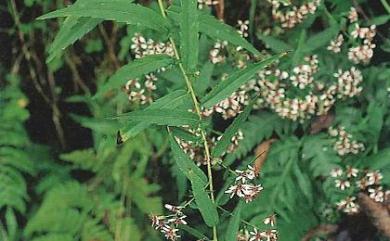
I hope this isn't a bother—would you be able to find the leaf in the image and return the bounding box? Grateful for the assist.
[179,224,208,240]
[167,6,260,56]
[199,14,260,56]
[189,170,219,227]
[257,34,292,53]
[201,53,284,108]
[97,54,174,95]
[47,17,102,62]
[5,208,17,241]
[304,20,339,52]
[212,102,254,158]
[292,31,306,66]
[119,90,193,141]
[225,201,243,241]
[169,134,207,184]
[179,0,198,72]
[38,0,169,32]
[115,109,199,127]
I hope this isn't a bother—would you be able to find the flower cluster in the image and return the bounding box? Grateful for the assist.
[236,215,278,241]
[225,165,263,203]
[269,0,321,29]
[327,34,344,53]
[131,33,174,59]
[254,58,363,121]
[197,0,218,9]
[348,7,358,23]
[151,204,187,240]
[124,74,158,104]
[348,24,376,64]
[125,33,175,104]
[330,166,389,214]
[237,20,250,38]
[175,129,244,166]
[209,40,228,64]
[334,67,363,98]
[290,55,318,89]
[328,126,364,156]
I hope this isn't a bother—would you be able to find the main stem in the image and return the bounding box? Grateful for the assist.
[157,1,218,240]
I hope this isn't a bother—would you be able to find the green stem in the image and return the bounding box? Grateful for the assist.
[157,1,218,240]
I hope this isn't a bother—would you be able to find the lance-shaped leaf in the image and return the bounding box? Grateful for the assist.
[118,90,193,142]
[189,170,219,227]
[38,0,169,32]
[179,0,198,72]
[47,17,102,62]
[201,53,284,108]
[167,6,259,56]
[212,102,253,158]
[97,54,174,96]
[115,109,199,127]
[199,13,260,56]
[169,134,207,184]
[225,201,243,241]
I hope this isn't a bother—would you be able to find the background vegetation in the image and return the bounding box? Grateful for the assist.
[0,0,389,241]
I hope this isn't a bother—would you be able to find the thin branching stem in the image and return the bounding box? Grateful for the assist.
[157,1,218,240]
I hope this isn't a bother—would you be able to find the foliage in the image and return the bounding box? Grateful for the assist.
[1,0,390,241]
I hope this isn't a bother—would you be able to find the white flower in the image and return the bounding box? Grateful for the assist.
[348,7,358,22]
[366,171,383,185]
[327,34,344,53]
[264,214,277,227]
[249,228,262,241]
[330,167,343,177]
[335,179,350,190]
[346,166,359,178]
[368,187,385,202]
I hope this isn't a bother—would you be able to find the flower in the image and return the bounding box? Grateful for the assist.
[168,215,188,225]
[336,196,359,214]
[368,187,385,202]
[225,183,247,198]
[327,34,344,53]
[366,171,383,185]
[330,167,343,177]
[348,7,358,22]
[264,213,277,227]
[151,215,166,230]
[249,228,262,241]
[237,20,250,38]
[162,225,180,241]
[346,166,359,178]
[335,179,350,190]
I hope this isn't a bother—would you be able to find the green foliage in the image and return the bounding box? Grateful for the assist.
[2,0,390,241]
[201,54,284,108]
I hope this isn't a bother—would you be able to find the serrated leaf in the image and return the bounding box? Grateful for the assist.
[201,54,284,108]
[189,170,219,227]
[212,102,253,157]
[180,0,198,72]
[226,201,243,241]
[115,109,199,127]
[38,0,169,32]
[47,17,102,62]
[97,54,174,96]
[169,134,207,184]
[167,6,260,56]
